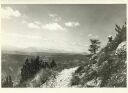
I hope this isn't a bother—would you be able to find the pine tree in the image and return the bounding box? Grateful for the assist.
[88,39,101,55]
[50,59,57,68]
[20,56,42,82]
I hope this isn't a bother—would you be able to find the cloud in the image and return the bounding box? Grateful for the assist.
[21,13,64,31]
[49,14,61,22]
[22,19,64,31]
[65,21,80,27]
[88,34,93,37]
[34,21,41,25]
[22,20,28,24]
[28,22,40,29]
[88,34,99,39]
[22,20,41,29]
[1,7,21,19]
[42,23,65,31]
[49,14,57,18]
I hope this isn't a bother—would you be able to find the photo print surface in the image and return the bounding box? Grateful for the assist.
[1,4,127,88]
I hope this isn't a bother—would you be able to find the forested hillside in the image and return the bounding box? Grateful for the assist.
[71,23,127,87]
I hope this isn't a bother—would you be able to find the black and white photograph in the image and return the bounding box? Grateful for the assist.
[1,4,127,88]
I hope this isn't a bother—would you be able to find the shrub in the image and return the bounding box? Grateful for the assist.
[2,75,13,87]
[28,69,55,87]
[71,75,80,86]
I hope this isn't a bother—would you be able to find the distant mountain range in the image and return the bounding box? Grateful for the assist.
[2,46,88,56]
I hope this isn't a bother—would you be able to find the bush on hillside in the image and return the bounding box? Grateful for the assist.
[27,68,57,87]
[2,75,13,87]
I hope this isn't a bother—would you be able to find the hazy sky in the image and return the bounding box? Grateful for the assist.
[1,4,126,53]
